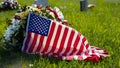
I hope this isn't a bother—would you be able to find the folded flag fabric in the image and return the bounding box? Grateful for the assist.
[22,12,109,62]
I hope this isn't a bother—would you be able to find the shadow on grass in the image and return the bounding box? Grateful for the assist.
[0,47,61,68]
[0,34,61,68]
[0,8,19,12]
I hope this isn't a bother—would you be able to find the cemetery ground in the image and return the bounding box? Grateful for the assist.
[0,0,120,68]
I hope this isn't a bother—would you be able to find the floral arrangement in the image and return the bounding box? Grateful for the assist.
[0,0,20,10]
[4,4,69,50]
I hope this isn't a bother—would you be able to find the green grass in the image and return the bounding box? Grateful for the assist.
[0,0,120,68]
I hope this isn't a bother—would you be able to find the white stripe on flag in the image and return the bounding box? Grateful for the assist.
[81,52,88,59]
[26,33,35,53]
[60,27,72,55]
[39,36,47,53]
[54,26,65,53]
[39,21,54,53]
[73,35,84,55]
[32,35,41,53]
[66,31,78,56]
[45,22,59,54]
[84,40,88,46]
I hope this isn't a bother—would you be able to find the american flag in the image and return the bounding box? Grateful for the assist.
[22,12,109,62]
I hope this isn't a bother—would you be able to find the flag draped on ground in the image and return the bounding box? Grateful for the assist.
[22,12,109,62]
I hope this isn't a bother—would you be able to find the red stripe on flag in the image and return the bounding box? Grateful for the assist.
[62,30,75,56]
[76,43,84,55]
[49,25,62,53]
[23,32,32,52]
[56,27,68,55]
[82,37,87,45]
[46,6,62,21]
[28,34,38,53]
[36,36,44,53]
[69,34,81,55]
[92,50,95,53]
[76,37,87,55]
[41,22,56,54]
[86,44,89,49]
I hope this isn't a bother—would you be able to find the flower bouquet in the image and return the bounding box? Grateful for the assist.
[0,0,20,11]
[4,4,69,50]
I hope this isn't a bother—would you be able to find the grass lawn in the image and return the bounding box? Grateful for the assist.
[0,0,120,68]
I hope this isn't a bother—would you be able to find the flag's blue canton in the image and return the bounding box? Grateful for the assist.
[28,13,51,36]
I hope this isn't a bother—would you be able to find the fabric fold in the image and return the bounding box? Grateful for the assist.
[22,12,109,62]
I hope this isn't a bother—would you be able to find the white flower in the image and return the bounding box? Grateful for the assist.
[11,6,14,9]
[8,25,13,30]
[11,19,15,24]
[74,55,78,60]
[12,25,17,31]
[33,8,37,11]
[15,20,20,25]
[10,4,12,7]
[26,6,31,10]
[0,3,2,8]
[57,11,64,20]
[4,35,11,41]
[46,10,50,13]
[49,12,55,18]
[28,6,35,11]
[62,56,66,60]
[32,4,37,8]
[54,7,64,20]
[29,64,33,67]
[4,18,21,41]
[5,3,8,5]
[1,2,4,4]
[14,6,17,9]
[54,7,60,12]
[11,19,20,25]
[4,25,13,41]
